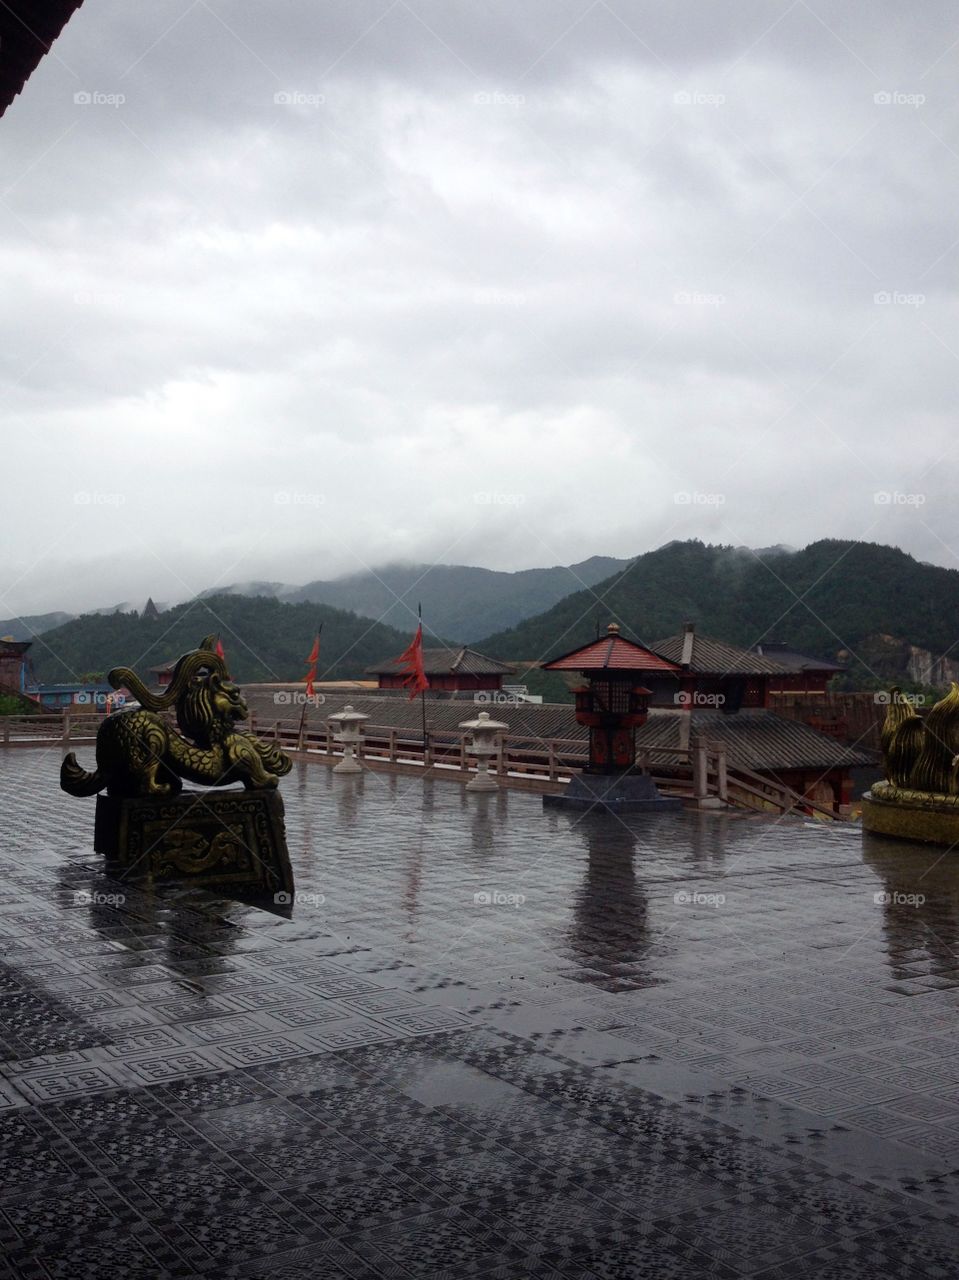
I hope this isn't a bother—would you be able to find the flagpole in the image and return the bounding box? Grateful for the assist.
[397,608,428,768]
[301,624,322,752]
[419,602,428,766]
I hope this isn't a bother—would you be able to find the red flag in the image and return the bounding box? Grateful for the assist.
[398,623,429,701]
[304,627,321,698]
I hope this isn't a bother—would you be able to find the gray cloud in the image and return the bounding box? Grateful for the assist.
[2,0,958,614]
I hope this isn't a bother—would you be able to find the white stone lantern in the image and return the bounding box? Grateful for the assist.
[458,710,509,791]
[328,705,369,774]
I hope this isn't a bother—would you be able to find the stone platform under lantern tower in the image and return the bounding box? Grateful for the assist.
[541,623,683,814]
[544,770,680,813]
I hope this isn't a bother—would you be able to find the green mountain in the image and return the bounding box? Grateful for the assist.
[29,595,417,686]
[0,611,74,641]
[22,540,958,691]
[476,539,959,688]
[242,556,630,641]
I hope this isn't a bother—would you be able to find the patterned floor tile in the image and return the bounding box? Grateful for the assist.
[244,1053,365,1096]
[7,1064,129,1102]
[223,1240,385,1278]
[656,1192,842,1271]
[280,1160,454,1235]
[147,1069,276,1115]
[553,1227,741,1279]
[7,753,959,1276]
[123,1048,229,1084]
[348,1205,532,1277]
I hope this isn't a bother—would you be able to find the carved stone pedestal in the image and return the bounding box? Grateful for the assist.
[862,783,959,848]
[94,788,294,898]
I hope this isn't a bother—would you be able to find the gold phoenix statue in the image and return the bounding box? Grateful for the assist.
[60,635,292,798]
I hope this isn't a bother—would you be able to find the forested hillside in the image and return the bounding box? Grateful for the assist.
[478,540,959,687]
[30,595,417,685]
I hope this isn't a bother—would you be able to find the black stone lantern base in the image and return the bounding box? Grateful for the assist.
[93,788,294,900]
[544,771,682,814]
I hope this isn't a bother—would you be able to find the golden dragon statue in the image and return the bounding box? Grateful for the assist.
[60,635,292,798]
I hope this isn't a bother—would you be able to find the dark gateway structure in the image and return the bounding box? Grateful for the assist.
[0,1,86,118]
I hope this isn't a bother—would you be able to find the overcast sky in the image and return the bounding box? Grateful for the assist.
[2,0,958,615]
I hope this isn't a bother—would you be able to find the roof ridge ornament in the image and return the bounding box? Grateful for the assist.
[680,621,695,668]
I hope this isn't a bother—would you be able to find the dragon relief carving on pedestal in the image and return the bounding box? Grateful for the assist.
[60,635,292,798]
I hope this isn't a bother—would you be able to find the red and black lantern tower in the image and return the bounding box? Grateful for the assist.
[544,624,680,775]
[542,625,683,812]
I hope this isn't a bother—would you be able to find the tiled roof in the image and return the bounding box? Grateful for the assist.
[753,643,844,674]
[635,708,874,771]
[653,630,788,676]
[0,2,85,118]
[544,630,681,674]
[366,647,514,677]
[243,688,873,772]
[245,689,584,745]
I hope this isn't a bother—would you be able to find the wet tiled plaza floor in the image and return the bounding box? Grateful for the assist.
[4,748,959,1276]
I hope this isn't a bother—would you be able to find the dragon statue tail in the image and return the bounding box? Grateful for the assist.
[60,752,106,797]
[108,638,226,711]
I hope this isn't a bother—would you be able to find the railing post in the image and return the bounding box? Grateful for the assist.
[460,735,467,773]
[548,742,556,782]
[61,709,70,746]
[389,728,396,763]
[691,735,709,800]
[715,744,728,803]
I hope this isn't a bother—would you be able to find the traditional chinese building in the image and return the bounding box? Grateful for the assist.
[0,638,33,693]
[242,622,873,812]
[367,646,513,695]
[31,682,121,711]
[643,622,784,710]
[640,622,871,810]
[150,662,175,690]
[751,642,844,696]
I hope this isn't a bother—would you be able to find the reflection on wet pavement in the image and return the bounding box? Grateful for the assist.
[3,752,959,1275]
